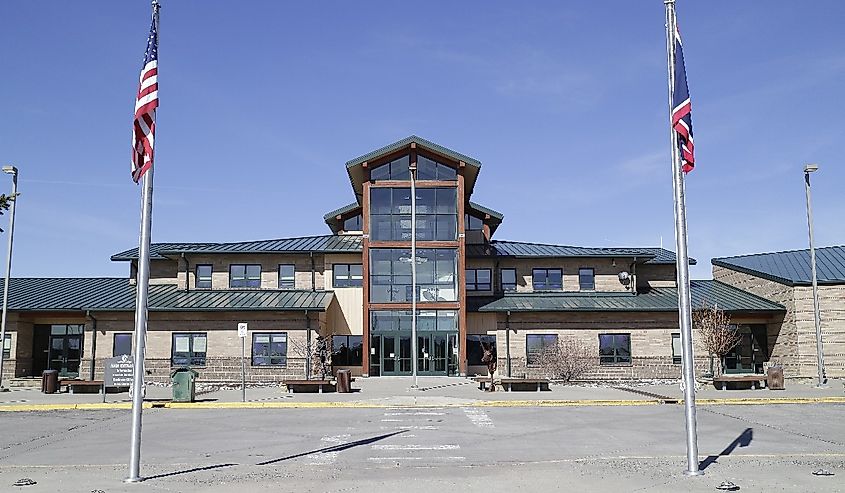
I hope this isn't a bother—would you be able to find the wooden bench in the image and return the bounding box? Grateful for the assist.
[500,378,550,392]
[473,376,495,391]
[713,374,767,390]
[473,376,550,392]
[59,379,105,394]
[283,379,335,394]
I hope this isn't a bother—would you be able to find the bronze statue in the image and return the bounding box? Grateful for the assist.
[480,343,497,392]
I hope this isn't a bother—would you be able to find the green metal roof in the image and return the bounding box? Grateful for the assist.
[323,203,361,221]
[0,278,333,312]
[345,135,482,169]
[112,235,363,260]
[713,246,845,286]
[344,136,483,203]
[475,280,783,313]
[466,240,658,260]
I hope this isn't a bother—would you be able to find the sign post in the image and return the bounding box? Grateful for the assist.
[238,323,248,402]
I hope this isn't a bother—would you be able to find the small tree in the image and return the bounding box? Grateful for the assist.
[693,304,740,377]
[289,335,331,380]
[535,338,595,382]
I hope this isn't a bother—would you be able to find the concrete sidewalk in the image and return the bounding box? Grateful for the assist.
[1,376,843,411]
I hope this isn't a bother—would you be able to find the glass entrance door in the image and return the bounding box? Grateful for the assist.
[49,334,82,377]
[418,334,450,375]
[381,334,412,376]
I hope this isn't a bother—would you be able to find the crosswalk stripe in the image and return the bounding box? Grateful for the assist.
[372,444,460,451]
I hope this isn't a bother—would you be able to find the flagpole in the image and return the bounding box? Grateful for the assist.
[410,157,418,389]
[665,0,701,476]
[126,0,159,483]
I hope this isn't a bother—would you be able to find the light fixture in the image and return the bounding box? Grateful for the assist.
[2,166,17,176]
[804,163,819,173]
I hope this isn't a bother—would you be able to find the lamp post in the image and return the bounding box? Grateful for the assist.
[0,165,18,392]
[803,163,826,387]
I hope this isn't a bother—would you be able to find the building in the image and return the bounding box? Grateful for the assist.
[1,136,786,384]
[713,246,845,379]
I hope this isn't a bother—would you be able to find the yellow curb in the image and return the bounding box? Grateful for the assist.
[0,402,153,412]
[696,397,845,405]
[472,399,660,407]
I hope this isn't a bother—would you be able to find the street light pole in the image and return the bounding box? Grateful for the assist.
[0,165,18,392]
[803,163,826,387]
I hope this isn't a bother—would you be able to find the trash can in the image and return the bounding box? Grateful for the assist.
[336,369,351,393]
[41,370,59,394]
[767,366,785,390]
[171,368,199,402]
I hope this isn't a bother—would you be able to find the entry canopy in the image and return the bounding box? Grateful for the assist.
[345,135,482,203]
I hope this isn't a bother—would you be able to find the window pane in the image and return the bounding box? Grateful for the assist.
[390,155,410,180]
[579,268,595,290]
[343,214,362,231]
[532,270,546,290]
[370,188,392,214]
[437,163,457,181]
[370,163,390,181]
[417,156,437,181]
[415,188,436,213]
[114,333,132,356]
[548,269,562,289]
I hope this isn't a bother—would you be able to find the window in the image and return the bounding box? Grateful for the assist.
[370,310,457,332]
[196,265,212,289]
[333,264,363,288]
[343,214,362,231]
[532,268,562,290]
[501,268,517,292]
[230,264,261,288]
[579,268,595,291]
[278,264,295,289]
[2,334,10,359]
[526,334,558,366]
[171,333,207,367]
[464,214,484,231]
[416,155,457,181]
[370,155,410,181]
[465,268,491,291]
[369,187,457,241]
[466,335,496,365]
[252,333,287,366]
[671,333,682,365]
[599,334,631,365]
[113,333,132,356]
[369,248,458,302]
[332,335,363,366]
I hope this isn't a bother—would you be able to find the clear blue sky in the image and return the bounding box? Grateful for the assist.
[2,1,843,280]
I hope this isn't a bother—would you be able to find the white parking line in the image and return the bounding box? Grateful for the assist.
[462,407,495,428]
[380,425,439,430]
[383,412,445,416]
[372,444,460,451]
[368,456,466,462]
[305,434,350,465]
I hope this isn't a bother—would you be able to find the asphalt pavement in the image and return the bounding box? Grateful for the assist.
[0,403,843,492]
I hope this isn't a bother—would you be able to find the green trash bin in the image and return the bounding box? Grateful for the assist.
[171,368,198,402]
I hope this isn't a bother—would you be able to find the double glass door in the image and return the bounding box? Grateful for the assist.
[49,334,82,377]
[373,332,457,376]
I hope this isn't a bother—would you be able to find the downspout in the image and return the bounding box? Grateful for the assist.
[505,310,511,377]
[631,257,638,295]
[305,309,312,380]
[310,252,316,292]
[494,260,500,294]
[182,253,189,292]
[86,310,98,381]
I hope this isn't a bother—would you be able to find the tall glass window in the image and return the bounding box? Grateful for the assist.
[278,264,295,289]
[369,187,457,241]
[370,310,457,332]
[501,268,517,292]
[370,155,410,181]
[196,264,212,289]
[369,248,458,303]
[417,155,457,181]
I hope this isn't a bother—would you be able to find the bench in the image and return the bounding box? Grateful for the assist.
[59,379,105,394]
[283,379,335,394]
[499,378,550,392]
[473,376,550,392]
[713,374,767,390]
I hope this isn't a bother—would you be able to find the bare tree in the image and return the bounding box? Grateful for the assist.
[535,338,595,382]
[693,304,740,377]
[289,335,332,380]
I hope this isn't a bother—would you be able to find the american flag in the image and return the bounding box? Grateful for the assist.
[671,22,695,173]
[131,16,159,183]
